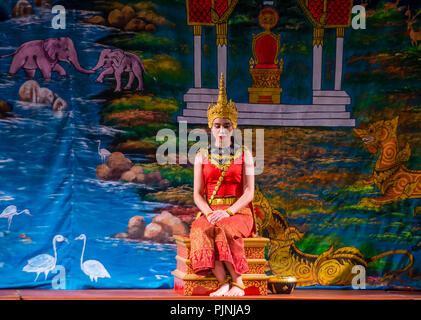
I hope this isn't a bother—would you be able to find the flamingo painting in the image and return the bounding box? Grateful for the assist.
[97,140,111,164]
[74,234,111,282]
[22,234,69,281]
[0,205,31,231]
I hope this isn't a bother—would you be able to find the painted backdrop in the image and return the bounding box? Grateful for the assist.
[0,0,419,290]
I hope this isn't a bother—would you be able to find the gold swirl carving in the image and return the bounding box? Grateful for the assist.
[184,280,218,296]
[244,280,268,296]
[253,184,414,288]
[354,116,421,205]
[316,260,353,286]
[295,263,312,279]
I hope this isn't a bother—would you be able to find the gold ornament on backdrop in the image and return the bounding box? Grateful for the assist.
[207,73,238,128]
[252,185,414,287]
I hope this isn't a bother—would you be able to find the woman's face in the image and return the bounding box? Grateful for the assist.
[211,118,233,146]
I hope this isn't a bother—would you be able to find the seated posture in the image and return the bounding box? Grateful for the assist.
[189,74,256,297]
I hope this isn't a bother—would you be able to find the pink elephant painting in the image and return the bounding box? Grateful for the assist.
[0,37,94,79]
[91,48,155,92]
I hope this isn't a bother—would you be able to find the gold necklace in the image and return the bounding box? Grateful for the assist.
[200,145,244,170]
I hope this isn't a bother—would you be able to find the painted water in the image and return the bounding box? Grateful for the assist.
[0,7,175,289]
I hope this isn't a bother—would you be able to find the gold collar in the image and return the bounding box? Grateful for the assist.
[199,145,245,170]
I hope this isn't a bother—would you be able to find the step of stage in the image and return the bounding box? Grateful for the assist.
[312,90,351,105]
[177,116,355,127]
[181,89,355,127]
[183,88,219,103]
[182,108,351,119]
[185,102,348,113]
[173,235,270,296]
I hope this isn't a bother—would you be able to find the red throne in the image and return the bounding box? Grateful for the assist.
[253,33,280,70]
[248,7,283,104]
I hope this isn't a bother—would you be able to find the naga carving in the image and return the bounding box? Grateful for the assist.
[252,185,414,287]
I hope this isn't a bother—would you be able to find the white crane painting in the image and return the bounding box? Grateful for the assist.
[0,205,31,231]
[22,234,69,281]
[75,234,111,282]
[97,140,111,164]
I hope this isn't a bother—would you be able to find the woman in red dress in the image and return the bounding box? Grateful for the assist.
[189,75,255,296]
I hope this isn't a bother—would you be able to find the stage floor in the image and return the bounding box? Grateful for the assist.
[0,289,420,300]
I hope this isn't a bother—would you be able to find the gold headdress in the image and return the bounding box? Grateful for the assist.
[207,74,238,128]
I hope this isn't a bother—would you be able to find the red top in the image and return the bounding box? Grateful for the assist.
[201,152,245,199]
[198,147,256,234]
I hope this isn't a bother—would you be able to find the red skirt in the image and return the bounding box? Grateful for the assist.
[189,204,254,276]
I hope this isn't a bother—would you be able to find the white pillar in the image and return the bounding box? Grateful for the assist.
[217,44,227,88]
[312,44,322,91]
[312,28,324,91]
[194,35,202,88]
[334,29,344,91]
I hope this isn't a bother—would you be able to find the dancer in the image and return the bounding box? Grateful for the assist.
[189,74,256,296]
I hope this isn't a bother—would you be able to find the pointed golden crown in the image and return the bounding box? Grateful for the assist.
[207,74,238,128]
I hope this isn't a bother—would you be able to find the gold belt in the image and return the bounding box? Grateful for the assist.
[207,197,238,205]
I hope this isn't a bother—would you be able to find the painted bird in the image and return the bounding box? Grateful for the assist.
[97,140,111,164]
[75,234,111,282]
[22,234,69,281]
[0,205,31,231]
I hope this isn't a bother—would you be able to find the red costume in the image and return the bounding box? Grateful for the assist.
[189,147,255,276]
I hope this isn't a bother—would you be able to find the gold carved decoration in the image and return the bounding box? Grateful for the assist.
[353,116,421,207]
[313,27,325,47]
[243,279,268,296]
[336,27,345,38]
[252,185,414,287]
[193,25,202,36]
[249,68,283,88]
[184,279,219,296]
[215,22,228,46]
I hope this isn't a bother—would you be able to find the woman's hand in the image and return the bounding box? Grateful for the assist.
[207,209,230,225]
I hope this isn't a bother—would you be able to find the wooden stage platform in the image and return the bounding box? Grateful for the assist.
[1,289,420,300]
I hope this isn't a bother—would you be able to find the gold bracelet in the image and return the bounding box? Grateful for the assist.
[225,209,235,216]
[205,211,213,217]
